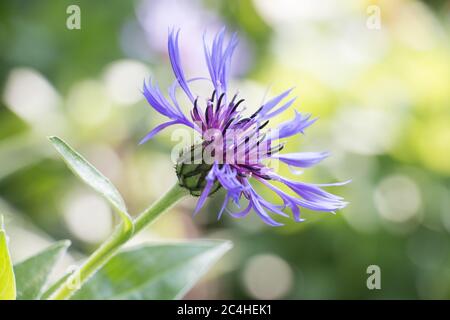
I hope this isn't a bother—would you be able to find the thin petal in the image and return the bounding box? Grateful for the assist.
[227,200,252,218]
[139,120,181,144]
[271,151,330,168]
[203,28,238,95]
[258,88,294,118]
[193,178,215,216]
[193,164,220,215]
[217,193,230,220]
[271,174,348,211]
[143,79,183,120]
[260,97,296,121]
[243,180,284,226]
[250,197,284,226]
[168,29,195,102]
[269,111,317,140]
[258,177,304,221]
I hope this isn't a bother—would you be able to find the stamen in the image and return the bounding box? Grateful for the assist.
[267,143,285,156]
[216,92,226,113]
[194,97,199,113]
[205,104,212,125]
[232,99,245,113]
[235,118,251,126]
[229,93,238,106]
[250,106,263,119]
[193,97,202,121]
[258,120,270,130]
[222,117,235,134]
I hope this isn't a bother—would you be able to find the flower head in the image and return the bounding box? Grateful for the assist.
[141,28,349,226]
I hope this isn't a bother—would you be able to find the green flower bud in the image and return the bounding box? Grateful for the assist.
[175,144,221,197]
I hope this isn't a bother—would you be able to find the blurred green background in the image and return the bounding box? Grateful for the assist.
[1,0,450,299]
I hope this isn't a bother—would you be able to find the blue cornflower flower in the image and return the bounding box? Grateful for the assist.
[140,28,349,226]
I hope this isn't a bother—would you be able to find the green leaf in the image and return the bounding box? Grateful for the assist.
[0,215,16,300]
[49,136,132,230]
[14,240,70,300]
[40,273,71,300]
[71,240,232,300]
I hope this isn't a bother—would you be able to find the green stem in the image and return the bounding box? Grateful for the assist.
[133,183,188,233]
[48,183,189,300]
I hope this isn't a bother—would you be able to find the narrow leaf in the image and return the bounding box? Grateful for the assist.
[14,240,70,300]
[0,215,16,300]
[71,240,232,300]
[49,136,132,229]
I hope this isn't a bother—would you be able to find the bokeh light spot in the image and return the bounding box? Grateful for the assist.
[242,254,293,299]
[374,174,422,223]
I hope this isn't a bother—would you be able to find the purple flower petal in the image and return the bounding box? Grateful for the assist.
[193,172,216,216]
[271,151,330,168]
[217,193,230,219]
[139,120,182,144]
[203,28,238,95]
[257,88,294,119]
[227,200,252,218]
[141,28,350,226]
[268,111,317,140]
[168,29,195,102]
[260,97,296,121]
[269,173,348,212]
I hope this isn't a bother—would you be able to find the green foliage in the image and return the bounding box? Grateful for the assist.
[42,136,228,300]
[0,215,16,300]
[14,240,70,300]
[2,0,448,299]
[49,136,133,231]
[71,240,232,300]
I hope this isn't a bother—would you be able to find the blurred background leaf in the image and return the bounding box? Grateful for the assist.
[14,240,70,300]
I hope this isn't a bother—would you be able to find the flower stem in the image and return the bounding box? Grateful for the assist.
[133,183,188,234]
[47,183,189,300]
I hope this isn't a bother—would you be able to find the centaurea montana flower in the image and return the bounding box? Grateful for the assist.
[140,28,348,226]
